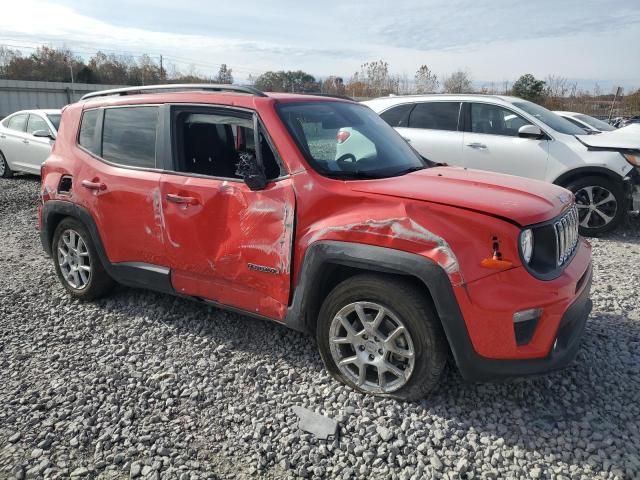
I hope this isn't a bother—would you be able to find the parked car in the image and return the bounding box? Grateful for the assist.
[553,111,616,134]
[39,85,592,400]
[619,115,640,128]
[0,109,61,177]
[364,95,640,235]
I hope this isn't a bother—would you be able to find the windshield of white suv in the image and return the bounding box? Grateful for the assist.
[276,101,429,179]
[575,114,615,132]
[512,101,586,135]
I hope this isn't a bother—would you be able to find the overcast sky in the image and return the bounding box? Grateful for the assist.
[1,0,639,90]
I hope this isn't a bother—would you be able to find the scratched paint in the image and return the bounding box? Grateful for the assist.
[151,187,180,248]
[305,217,462,283]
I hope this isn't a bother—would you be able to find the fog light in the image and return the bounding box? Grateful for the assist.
[513,308,543,323]
[513,308,543,346]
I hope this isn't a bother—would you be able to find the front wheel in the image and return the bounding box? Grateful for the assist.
[317,274,447,400]
[564,176,625,236]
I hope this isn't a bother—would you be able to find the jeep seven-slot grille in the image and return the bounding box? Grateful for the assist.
[554,204,579,267]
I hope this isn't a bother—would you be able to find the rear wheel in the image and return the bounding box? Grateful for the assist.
[52,218,115,300]
[317,274,447,400]
[0,151,14,178]
[564,176,625,236]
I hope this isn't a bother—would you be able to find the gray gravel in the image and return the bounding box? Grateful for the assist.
[1,174,639,479]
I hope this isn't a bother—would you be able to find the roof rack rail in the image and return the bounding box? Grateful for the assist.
[81,84,267,101]
[299,93,355,101]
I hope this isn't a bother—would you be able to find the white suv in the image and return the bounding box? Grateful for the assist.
[363,95,640,236]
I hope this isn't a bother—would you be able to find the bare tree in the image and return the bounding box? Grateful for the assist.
[442,70,473,93]
[349,60,397,97]
[0,46,19,77]
[321,76,345,95]
[545,75,569,98]
[414,65,438,93]
[215,64,233,84]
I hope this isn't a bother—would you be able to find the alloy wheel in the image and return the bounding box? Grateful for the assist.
[574,185,618,229]
[57,229,92,290]
[329,301,416,394]
[0,153,6,176]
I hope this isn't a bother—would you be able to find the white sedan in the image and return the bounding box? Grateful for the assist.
[0,109,61,177]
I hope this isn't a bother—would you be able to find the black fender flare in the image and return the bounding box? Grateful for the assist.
[284,240,473,367]
[40,200,173,294]
[553,166,624,187]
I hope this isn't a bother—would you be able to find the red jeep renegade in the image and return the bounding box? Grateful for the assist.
[39,85,592,400]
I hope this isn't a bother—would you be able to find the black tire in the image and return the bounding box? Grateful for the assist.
[52,217,115,300]
[0,150,14,178]
[564,176,625,236]
[317,274,447,401]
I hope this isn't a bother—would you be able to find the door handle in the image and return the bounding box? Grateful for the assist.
[81,179,107,191]
[466,142,487,149]
[166,193,199,206]
[402,137,412,143]
[0,135,5,139]
[22,139,29,144]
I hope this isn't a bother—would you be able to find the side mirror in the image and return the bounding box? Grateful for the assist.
[32,129,55,140]
[518,125,543,139]
[236,151,267,191]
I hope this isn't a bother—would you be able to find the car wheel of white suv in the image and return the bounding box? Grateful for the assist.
[565,176,625,236]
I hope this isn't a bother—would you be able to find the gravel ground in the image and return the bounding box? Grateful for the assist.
[1,174,639,480]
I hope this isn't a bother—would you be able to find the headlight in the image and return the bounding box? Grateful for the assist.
[622,153,640,167]
[520,229,534,264]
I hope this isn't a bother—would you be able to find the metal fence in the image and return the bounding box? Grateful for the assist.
[0,80,126,119]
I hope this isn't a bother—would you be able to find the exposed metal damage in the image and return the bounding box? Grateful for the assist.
[305,217,462,284]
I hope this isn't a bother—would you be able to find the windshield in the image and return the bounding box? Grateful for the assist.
[575,114,615,132]
[276,101,427,179]
[46,114,61,131]
[512,101,586,135]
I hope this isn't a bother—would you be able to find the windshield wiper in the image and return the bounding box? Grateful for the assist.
[324,170,383,180]
[389,165,427,177]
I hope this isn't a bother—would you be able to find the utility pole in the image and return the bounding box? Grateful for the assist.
[608,86,622,122]
[65,55,75,98]
[160,55,164,82]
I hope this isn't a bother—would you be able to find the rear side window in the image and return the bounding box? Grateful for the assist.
[78,110,100,154]
[380,104,414,127]
[102,107,158,168]
[6,114,28,132]
[408,102,460,131]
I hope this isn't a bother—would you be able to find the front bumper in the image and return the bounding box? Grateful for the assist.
[444,239,593,382]
[624,167,640,213]
[454,266,592,382]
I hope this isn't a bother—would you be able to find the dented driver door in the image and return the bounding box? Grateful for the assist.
[158,106,295,321]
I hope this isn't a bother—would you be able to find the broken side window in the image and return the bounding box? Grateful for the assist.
[171,109,281,180]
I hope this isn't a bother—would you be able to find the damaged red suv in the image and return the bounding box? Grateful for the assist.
[39,85,592,400]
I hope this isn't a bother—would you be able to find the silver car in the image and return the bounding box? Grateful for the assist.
[0,109,61,177]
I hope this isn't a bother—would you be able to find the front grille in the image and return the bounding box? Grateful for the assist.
[554,204,579,267]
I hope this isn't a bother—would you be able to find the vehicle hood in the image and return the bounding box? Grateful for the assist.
[351,167,572,226]
[576,128,640,151]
